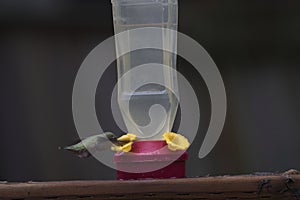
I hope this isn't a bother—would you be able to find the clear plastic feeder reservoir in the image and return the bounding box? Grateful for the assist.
[112,0,179,140]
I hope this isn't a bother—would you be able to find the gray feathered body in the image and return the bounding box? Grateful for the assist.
[63,132,128,158]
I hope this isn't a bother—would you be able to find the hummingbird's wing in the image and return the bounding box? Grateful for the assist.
[64,148,91,158]
[63,140,92,158]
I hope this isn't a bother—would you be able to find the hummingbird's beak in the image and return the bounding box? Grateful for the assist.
[107,135,129,146]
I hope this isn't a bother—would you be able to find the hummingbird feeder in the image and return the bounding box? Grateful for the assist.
[111,0,188,180]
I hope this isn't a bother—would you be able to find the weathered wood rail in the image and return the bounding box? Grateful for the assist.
[1,171,300,199]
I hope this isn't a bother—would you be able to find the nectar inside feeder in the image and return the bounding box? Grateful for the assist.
[111,0,187,180]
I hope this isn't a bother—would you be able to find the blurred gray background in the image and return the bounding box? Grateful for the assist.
[1,0,300,181]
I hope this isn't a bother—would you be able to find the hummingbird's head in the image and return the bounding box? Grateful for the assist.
[104,132,118,144]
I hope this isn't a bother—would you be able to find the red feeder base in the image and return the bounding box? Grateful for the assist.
[114,140,188,180]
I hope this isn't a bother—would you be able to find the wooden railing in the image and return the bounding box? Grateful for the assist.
[0,170,299,199]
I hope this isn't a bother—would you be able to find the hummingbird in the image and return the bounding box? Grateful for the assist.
[62,132,129,158]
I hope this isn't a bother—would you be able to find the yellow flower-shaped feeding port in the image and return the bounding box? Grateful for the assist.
[111,142,133,152]
[163,132,190,151]
[117,133,136,142]
[111,133,136,153]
